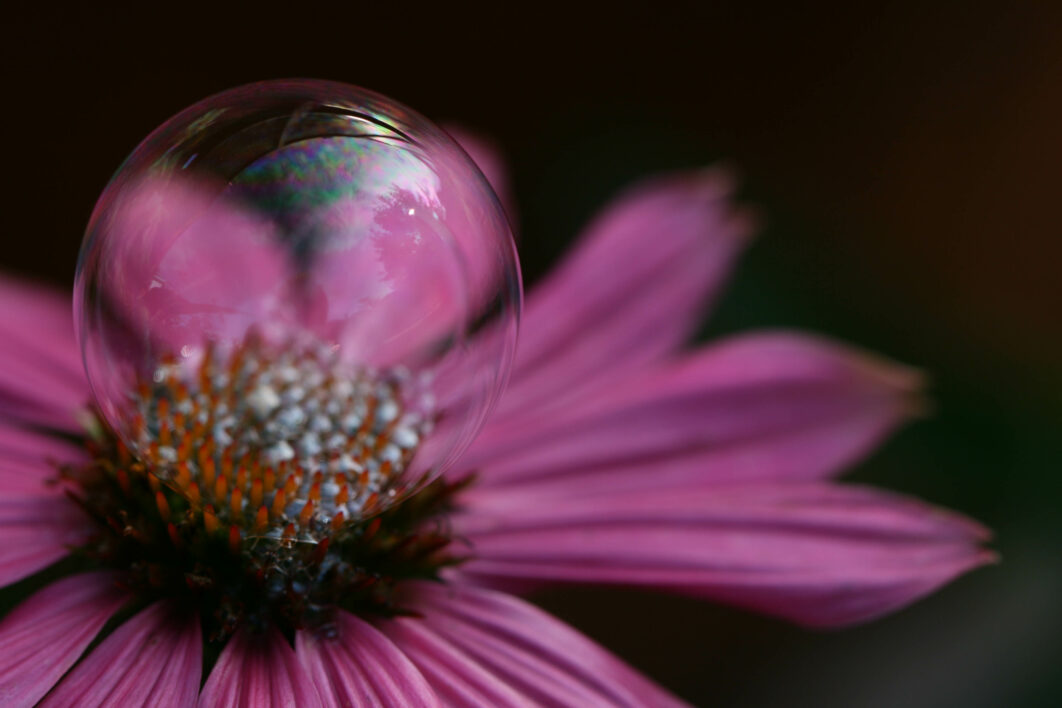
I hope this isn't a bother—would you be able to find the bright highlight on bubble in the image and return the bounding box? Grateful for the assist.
[75,80,521,531]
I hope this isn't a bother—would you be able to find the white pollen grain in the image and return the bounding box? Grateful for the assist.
[266,441,295,463]
[340,414,362,433]
[276,407,307,430]
[298,432,322,457]
[380,444,402,464]
[247,384,281,419]
[376,400,399,425]
[393,426,419,448]
[282,385,306,405]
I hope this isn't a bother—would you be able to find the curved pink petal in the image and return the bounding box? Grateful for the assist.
[42,601,201,708]
[374,608,529,706]
[456,482,994,627]
[199,626,322,708]
[297,611,439,708]
[465,331,922,487]
[489,169,754,422]
[0,276,87,430]
[0,572,127,706]
[379,581,687,707]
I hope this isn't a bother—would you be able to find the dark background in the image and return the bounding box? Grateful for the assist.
[4,2,1060,705]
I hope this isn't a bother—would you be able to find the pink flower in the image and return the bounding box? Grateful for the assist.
[0,136,993,706]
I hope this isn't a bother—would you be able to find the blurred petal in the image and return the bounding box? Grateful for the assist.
[379,581,687,707]
[199,626,322,708]
[0,572,127,706]
[490,169,754,421]
[0,276,87,430]
[456,482,994,627]
[467,331,922,486]
[0,492,90,586]
[297,611,439,708]
[0,423,87,467]
[444,126,516,223]
[42,602,200,708]
[0,439,91,585]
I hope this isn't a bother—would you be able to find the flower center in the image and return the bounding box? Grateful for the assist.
[63,338,464,639]
[132,336,431,542]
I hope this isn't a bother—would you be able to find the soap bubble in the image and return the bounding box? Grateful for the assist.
[75,80,520,526]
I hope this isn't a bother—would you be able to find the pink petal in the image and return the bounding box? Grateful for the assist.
[0,423,87,467]
[378,581,687,707]
[199,626,322,708]
[0,398,79,432]
[0,276,87,431]
[42,602,201,708]
[0,485,91,586]
[297,611,439,708]
[490,169,754,422]
[0,422,91,587]
[0,572,127,706]
[456,482,994,627]
[466,331,922,486]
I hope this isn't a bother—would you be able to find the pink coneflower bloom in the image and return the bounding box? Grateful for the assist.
[0,134,993,707]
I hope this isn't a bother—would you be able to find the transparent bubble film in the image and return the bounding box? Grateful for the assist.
[75,80,521,531]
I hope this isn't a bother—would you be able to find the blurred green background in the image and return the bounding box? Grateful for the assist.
[3,2,1059,705]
